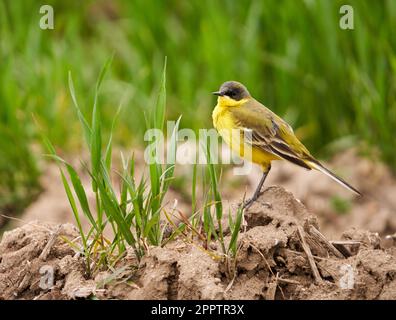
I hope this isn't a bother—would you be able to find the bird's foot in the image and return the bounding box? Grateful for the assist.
[242,198,254,209]
[242,196,272,210]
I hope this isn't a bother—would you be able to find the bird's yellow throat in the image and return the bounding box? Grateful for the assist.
[213,96,250,130]
[216,96,249,108]
[213,96,249,129]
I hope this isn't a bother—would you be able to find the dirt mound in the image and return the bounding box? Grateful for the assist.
[0,222,95,300]
[1,187,396,300]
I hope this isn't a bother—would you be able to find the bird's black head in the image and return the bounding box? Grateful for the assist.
[212,81,251,101]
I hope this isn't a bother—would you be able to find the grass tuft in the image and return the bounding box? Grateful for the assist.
[44,58,184,272]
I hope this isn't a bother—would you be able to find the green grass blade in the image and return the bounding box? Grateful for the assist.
[68,72,91,145]
[59,168,86,247]
[105,98,124,170]
[154,56,167,131]
[228,204,244,256]
[97,179,135,246]
[64,163,99,232]
[95,54,114,93]
[161,116,181,198]
[191,163,197,219]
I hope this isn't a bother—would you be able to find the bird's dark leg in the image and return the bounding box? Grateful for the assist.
[243,165,271,209]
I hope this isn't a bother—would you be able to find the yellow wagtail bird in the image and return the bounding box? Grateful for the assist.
[212,81,361,208]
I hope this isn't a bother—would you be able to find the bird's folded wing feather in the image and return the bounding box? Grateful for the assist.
[230,100,313,169]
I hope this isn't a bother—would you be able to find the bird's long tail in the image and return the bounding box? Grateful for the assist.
[306,159,362,196]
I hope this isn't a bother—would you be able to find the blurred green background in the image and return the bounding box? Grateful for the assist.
[1,0,395,215]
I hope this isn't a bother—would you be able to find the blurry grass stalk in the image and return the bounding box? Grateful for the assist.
[44,58,184,273]
[0,50,41,217]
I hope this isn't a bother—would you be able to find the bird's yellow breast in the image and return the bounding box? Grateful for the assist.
[212,99,279,169]
[212,96,249,130]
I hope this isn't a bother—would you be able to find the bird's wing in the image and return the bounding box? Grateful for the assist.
[230,99,313,169]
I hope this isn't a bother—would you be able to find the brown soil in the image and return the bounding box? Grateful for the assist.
[1,186,396,300]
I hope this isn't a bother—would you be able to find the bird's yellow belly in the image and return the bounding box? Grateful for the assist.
[213,106,279,169]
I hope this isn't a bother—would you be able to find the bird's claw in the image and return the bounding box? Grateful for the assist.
[242,198,254,209]
[243,198,272,210]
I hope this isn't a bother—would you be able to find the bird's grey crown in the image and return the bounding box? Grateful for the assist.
[218,81,250,101]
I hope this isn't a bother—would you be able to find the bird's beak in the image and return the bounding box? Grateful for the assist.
[212,91,224,96]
